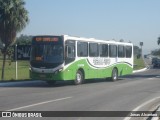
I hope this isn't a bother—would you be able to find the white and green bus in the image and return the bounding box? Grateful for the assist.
[30,35,133,85]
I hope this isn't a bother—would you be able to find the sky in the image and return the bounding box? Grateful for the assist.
[21,0,160,54]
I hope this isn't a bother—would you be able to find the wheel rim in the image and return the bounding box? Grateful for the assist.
[113,69,117,80]
[76,73,82,83]
[113,73,117,80]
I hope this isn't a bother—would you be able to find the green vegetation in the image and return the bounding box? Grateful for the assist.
[134,57,145,70]
[0,60,30,81]
[151,49,160,56]
[0,0,29,80]
[158,36,160,45]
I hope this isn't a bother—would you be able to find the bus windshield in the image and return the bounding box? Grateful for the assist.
[30,44,64,68]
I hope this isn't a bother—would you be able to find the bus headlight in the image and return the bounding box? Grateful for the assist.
[29,67,33,71]
[54,68,63,74]
[58,68,63,72]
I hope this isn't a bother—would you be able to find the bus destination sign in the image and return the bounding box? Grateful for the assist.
[34,37,59,42]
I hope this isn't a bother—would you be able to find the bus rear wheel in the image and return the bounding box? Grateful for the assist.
[111,68,118,82]
[75,70,84,85]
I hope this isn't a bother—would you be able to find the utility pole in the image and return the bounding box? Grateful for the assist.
[15,44,18,80]
[140,42,143,57]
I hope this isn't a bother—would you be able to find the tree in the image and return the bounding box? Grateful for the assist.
[134,46,141,59]
[0,0,29,80]
[16,34,32,45]
[158,36,160,45]
[151,49,160,56]
[134,46,141,56]
[119,39,124,42]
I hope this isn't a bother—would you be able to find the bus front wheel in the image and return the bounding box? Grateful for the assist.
[111,68,118,82]
[75,70,84,85]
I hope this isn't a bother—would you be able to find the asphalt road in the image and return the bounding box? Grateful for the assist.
[0,60,160,120]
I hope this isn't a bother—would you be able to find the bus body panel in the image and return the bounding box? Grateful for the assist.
[30,35,133,82]
[30,58,133,81]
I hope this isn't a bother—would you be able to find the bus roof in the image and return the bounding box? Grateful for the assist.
[63,35,133,46]
[33,35,133,46]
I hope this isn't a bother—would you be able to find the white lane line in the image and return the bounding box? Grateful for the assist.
[123,97,160,120]
[156,76,160,78]
[6,96,72,111]
[148,78,154,80]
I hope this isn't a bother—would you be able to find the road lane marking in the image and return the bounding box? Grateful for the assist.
[148,78,154,80]
[123,96,160,120]
[6,96,72,111]
[156,76,160,78]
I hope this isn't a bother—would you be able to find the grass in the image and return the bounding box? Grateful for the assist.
[0,60,30,81]
[134,56,146,70]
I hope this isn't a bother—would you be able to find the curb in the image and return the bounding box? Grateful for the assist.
[0,79,31,83]
[133,67,148,73]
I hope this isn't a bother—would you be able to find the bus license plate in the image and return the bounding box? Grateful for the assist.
[39,74,46,78]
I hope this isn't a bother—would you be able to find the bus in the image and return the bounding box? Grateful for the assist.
[30,35,133,85]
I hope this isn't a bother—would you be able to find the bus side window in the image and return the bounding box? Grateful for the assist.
[65,46,75,58]
[65,41,75,65]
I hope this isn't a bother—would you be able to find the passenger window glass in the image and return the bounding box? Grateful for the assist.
[100,44,108,57]
[126,46,132,58]
[77,42,88,57]
[89,43,99,57]
[109,45,117,57]
[118,45,125,58]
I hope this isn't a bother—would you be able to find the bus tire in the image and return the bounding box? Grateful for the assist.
[75,70,84,85]
[111,68,118,82]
